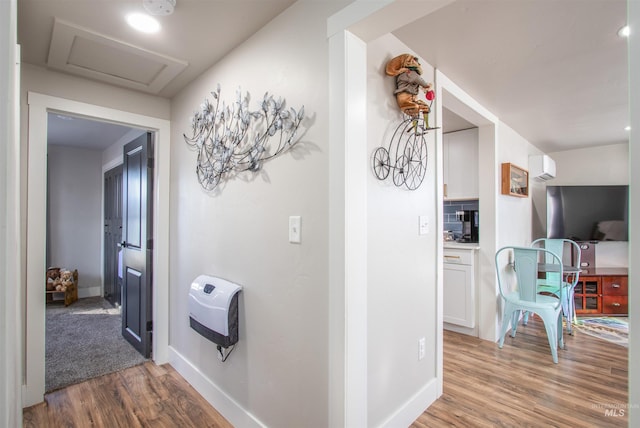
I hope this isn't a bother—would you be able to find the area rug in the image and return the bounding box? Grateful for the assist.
[574,317,628,348]
[46,297,148,392]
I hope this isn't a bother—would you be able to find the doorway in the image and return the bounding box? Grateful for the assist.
[436,72,499,339]
[25,92,170,406]
[44,114,152,390]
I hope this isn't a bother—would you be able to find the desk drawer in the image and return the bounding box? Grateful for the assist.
[603,296,628,314]
[602,276,627,296]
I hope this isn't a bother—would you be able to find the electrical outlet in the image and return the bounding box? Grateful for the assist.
[418,337,426,360]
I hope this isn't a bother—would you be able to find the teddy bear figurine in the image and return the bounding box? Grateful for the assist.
[46,267,60,291]
[59,269,74,292]
[385,53,433,130]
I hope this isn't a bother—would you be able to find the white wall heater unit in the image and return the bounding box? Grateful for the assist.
[189,275,242,348]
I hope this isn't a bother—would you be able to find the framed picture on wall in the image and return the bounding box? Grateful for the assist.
[501,163,529,197]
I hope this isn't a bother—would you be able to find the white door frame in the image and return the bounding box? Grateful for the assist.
[24,92,170,406]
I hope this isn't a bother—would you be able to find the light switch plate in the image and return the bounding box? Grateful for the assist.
[289,216,301,243]
[419,215,429,235]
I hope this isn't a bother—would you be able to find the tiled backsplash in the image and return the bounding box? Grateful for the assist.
[443,199,479,239]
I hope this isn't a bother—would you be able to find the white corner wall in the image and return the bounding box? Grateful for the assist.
[366,35,439,427]
[47,145,103,296]
[497,122,543,248]
[1,0,22,424]
[628,2,639,424]
[168,2,336,427]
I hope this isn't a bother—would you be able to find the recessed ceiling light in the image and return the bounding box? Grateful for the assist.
[625,125,631,131]
[126,13,161,33]
[618,25,630,37]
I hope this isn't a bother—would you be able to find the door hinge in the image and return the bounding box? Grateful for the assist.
[147,238,153,250]
[147,320,153,331]
[147,158,154,169]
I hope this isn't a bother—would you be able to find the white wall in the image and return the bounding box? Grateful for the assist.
[47,145,103,296]
[549,143,629,185]
[366,35,439,426]
[168,2,339,427]
[628,2,639,424]
[1,0,22,425]
[497,122,543,248]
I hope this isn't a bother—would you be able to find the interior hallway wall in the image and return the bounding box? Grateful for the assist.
[168,2,346,426]
[47,145,103,297]
[366,35,439,426]
[1,0,22,424]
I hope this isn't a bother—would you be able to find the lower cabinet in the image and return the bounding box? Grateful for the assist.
[443,248,477,329]
[574,268,628,316]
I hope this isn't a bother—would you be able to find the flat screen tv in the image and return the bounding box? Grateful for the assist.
[546,185,628,242]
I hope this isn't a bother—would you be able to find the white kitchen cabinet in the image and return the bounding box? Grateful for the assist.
[443,128,479,200]
[443,246,477,331]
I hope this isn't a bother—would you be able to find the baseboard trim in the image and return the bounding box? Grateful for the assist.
[78,286,101,299]
[379,377,439,428]
[168,346,265,428]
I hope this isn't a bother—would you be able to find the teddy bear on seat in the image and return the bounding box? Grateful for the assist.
[46,267,60,291]
[59,269,74,292]
[385,54,433,128]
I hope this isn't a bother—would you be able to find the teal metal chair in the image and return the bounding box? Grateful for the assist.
[525,238,581,333]
[496,246,565,363]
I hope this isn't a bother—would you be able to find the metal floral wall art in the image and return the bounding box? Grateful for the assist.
[183,84,305,191]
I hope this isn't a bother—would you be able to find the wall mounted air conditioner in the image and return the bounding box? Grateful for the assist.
[529,154,556,181]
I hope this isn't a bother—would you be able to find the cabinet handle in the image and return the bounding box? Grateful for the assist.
[444,255,461,260]
[611,283,620,288]
[612,302,621,307]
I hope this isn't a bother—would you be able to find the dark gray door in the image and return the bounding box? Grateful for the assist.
[103,165,123,307]
[121,133,153,358]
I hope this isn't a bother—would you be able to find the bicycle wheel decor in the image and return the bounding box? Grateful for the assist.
[371,115,433,190]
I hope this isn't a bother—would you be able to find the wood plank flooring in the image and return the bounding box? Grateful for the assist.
[413,316,628,427]
[24,316,627,427]
[23,362,232,428]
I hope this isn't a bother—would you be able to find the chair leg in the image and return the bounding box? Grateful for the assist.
[557,311,564,350]
[498,305,514,348]
[522,311,529,325]
[539,309,560,364]
[566,289,575,335]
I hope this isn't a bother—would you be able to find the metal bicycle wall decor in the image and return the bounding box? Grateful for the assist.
[372,116,434,190]
[374,53,437,190]
[183,84,305,191]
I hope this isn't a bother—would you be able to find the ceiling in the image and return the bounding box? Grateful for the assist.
[19,0,628,153]
[394,0,629,152]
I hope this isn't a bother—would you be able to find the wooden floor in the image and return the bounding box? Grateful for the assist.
[413,316,628,427]
[24,316,627,427]
[23,362,232,428]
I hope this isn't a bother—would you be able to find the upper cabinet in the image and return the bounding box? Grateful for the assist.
[443,128,479,200]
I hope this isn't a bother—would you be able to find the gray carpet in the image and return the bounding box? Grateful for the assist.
[46,296,148,392]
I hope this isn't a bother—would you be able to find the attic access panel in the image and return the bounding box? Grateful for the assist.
[47,19,188,94]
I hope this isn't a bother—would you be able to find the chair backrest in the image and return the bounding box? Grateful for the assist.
[495,246,563,307]
[531,238,581,282]
[531,238,581,267]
